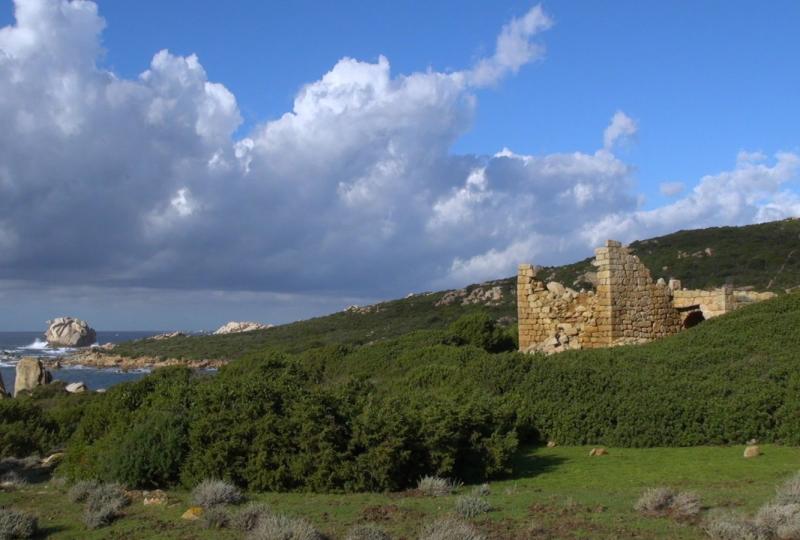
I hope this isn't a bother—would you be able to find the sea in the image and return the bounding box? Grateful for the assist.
[0,331,162,393]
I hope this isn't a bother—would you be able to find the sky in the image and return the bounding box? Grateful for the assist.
[0,0,798,330]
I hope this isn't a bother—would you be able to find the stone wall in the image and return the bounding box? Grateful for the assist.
[518,240,718,354]
[596,240,682,345]
[517,264,600,352]
[673,285,735,319]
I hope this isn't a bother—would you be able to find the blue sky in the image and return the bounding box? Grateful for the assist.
[70,0,800,208]
[0,1,798,329]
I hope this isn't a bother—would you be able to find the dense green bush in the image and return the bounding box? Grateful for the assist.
[105,410,189,487]
[0,399,53,458]
[0,385,97,460]
[59,366,196,484]
[62,354,517,491]
[58,292,800,492]
[447,312,515,352]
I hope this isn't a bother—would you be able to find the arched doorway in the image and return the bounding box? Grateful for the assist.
[683,310,705,329]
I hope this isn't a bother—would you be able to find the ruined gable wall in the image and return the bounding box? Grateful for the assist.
[518,240,682,353]
[597,241,682,344]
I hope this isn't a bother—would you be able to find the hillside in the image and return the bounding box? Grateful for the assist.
[545,218,800,291]
[5,290,800,538]
[111,218,800,361]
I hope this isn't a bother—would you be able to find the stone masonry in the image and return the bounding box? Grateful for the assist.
[518,240,745,354]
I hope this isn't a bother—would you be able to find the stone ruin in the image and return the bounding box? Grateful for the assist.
[517,240,767,354]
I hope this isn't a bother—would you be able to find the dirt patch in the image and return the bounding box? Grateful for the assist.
[359,504,422,523]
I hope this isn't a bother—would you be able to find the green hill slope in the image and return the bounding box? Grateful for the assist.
[112,218,800,361]
[47,291,800,495]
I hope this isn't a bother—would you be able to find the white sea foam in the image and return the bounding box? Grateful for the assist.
[14,338,73,357]
[22,338,49,350]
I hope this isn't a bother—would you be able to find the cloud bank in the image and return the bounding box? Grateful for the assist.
[0,0,798,325]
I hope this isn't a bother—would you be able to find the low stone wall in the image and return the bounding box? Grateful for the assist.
[517,264,599,352]
[673,286,735,319]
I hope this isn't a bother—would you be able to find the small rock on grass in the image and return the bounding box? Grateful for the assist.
[181,507,203,520]
[143,490,168,506]
[744,445,761,458]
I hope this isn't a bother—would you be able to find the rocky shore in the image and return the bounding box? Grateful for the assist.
[51,350,227,371]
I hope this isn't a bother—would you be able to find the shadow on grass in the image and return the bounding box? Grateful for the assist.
[511,445,567,479]
[36,525,68,538]
[0,457,55,486]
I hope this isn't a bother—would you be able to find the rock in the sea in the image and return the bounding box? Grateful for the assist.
[65,381,88,393]
[45,316,96,347]
[0,373,7,398]
[14,357,52,396]
[213,321,272,335]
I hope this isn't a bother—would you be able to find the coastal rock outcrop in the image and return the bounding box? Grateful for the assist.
[148,332,185,341]
[213,321,272,335]
[0,373,7,398]
[435,284,505,307]
[45,317,96,347]
[14,357,52,396]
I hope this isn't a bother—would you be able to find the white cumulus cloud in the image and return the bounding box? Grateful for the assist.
[603,111,638,150]
[0,0,797,327]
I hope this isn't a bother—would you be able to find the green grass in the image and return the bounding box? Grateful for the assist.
[2,445,798,539]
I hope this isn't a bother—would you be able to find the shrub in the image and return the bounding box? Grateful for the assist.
[83,483,130,529]
[0,400,54,458]
[59,366,195,486]
[754,503,800,532]
[418,517,485,540]
[777,522,800,540]
[233,502,273,532]
[0,456,39,473]
[202,506,231,530]
[345,524,392,540]
[670,491,701,520]
[634,487,700,520]
[0,508,38,539]
[247,513,324,540]
[702,511,770,540]
[0,471,27,488]
[192,479,243,508]
[104,410,188,488]
[471,483,490,497]
[417,476,460,497]
[454,495,492,518]
[67,480,100,503]
[447,313,513,353]
[775,473,800,505]
[634,487,675,516]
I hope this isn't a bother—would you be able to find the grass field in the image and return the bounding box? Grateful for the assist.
[3,444,798,539]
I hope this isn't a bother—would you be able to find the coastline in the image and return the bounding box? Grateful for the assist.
[49,349,227,371]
